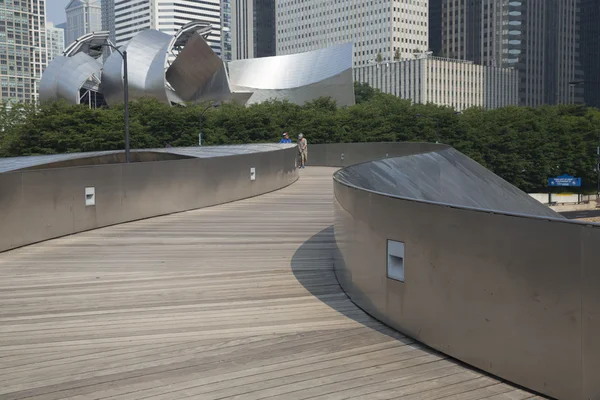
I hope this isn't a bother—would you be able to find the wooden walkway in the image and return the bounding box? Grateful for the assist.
[0,167,541,400]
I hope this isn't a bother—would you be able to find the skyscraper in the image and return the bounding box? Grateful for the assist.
[538,0,583,106]
[231,0,275,59]
[441,0,583,107]
[221,0,232,60]
[441,0,512,68]
[111,0,151,46]
[105,0,221,55]
[0,0,47,103]
[46,22,65,62]
[65,0,102,46]
[579,0,600,108]
[428,0,442,56]
[100,0,115,44]
[275,0,429,67]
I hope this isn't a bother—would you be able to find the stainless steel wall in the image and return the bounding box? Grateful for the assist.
[329,144,600,400]
[0,147,297,253]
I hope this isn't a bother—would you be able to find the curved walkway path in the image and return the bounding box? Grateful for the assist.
[0,168,542,400]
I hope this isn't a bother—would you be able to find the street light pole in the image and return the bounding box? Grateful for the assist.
[122,50,130,163]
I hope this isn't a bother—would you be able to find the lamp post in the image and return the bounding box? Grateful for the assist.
[91,43,130,163]
[416,112,461,144]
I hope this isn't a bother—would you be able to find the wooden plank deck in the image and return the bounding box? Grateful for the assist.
[0,167,539,400]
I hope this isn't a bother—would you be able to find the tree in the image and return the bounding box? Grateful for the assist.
[375,52,383,63]
[393,49,401,61]
[353,82,378,104]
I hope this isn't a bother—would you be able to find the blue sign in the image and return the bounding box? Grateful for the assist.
[548,174,582,187]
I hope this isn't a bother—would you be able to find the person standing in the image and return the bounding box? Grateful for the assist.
[298,133,308,168]
[280,132,292,143]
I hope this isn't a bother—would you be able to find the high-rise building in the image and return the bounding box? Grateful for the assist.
[46,22,65,62]
[155,0,221,52]
[100,0,115,44]
[0,0,47,103]
[538,0,583,106]
[65,0,102,46]
[232,0,275,60]
[275,0,428,67]
[111,0,151,46]
[441,0,515,68]
[221,0,232,60]
[579,0,600,108]
[428,0,442,56]
[441,0,583,107]
[107,0,222,55]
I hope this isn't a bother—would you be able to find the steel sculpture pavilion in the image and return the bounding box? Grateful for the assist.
[40,22,355,108]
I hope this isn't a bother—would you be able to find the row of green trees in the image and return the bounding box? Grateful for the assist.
[1,82,599,192]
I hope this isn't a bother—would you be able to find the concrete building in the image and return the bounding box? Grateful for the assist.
[441,0,583,107]
[231,0,275,60]
[579,0,600,108]
[0,0,47,103]
[65,0,102,46]
[46,22,65,62]
[354,54,519,111]
[106,0,221,55]
[275,0,428,67]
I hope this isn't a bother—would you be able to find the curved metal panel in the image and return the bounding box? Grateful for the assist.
[57,53,103,104]
[39,56,70,103]
[100,47,125,106]
[228,43,354,106]
[166,32,230,102]
[228,42,353,89]
[40,53,102,104]
[327,143,600,400]
[143,40,172,104]
[127,30,171,103]
[234,69,355,107]
[101,30,172,106]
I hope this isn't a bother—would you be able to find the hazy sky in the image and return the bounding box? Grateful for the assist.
[46,0,71,24]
